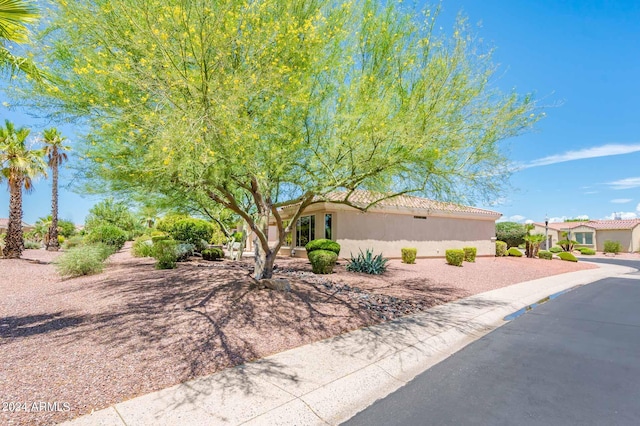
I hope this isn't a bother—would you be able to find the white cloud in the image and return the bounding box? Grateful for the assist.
[549,216,568,223]
[583,191,598,195]
[548,215,589,223]
[610,199,632,204]
[607,177,640,190]
[637,203,640,212]
[524,219,534,224]
[603,212,638,220]
[509,215,526,222]
[521,144,640,169]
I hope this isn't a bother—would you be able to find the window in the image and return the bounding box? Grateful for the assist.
[574,232,593,245]
[296,215,315,247]
[325,214,333,240]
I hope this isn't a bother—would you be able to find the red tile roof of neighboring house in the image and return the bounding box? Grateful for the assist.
[535,219,640,231]
[284,190,502,217]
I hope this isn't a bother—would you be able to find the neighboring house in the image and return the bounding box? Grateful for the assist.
[531,219,640,253]
[0,218,35,235]
[267,190,501,259]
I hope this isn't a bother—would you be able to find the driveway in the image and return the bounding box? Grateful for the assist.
[343,263,640,426]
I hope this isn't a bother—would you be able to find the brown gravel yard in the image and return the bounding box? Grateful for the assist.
[1,245,596,425]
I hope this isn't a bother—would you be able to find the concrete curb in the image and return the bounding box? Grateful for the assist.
[61,262,636,426]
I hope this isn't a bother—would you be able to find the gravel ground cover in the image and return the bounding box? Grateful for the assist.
[0,245,595,425]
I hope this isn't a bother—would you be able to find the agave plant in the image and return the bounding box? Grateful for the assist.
[346,248,389,275]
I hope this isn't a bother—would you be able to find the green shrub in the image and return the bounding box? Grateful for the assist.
[577,247,596,255]
[305,239,341,256]
[54,245,106,277]
[132,236,154,257]
[495,241,507,257]
[151,233,169,243]
[202,248,224,261]
[507,247,523,257]
[496,222,527,248]
[538,250,553,260]
[558,252,578,262]
[346,249,388,275]
[92,243,118,261]
[24,241,41,249]
[210,226,227,245]
[603,240,622,254]
[166,218,214,251]
[549,246,563,253]
[463,247,477,262]
[85,224,127,250]
[155,214,190,233]
[401,248,417,264]
[232,231,244,242]
[308,249,338,274]
[152,240,179,269]
[445,249,465,266]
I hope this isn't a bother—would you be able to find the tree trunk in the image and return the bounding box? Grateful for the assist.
[254,244,276,280]
[3,179,24,258]
[47,160,60,251]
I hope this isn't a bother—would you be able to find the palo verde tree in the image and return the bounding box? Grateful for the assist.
[24,0,541,279]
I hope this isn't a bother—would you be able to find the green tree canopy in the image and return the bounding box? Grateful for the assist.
[23,0,541,278]
[0,0,45,80]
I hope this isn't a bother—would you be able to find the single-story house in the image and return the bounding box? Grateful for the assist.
[0,218,35,235]
[531,219,640,253]
[267,190,501,259]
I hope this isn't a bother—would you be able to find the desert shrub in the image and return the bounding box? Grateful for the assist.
[445,249,465,266]
[603,240,622,254]
[165,218,214,251]
[152,240,179,269]
[210,226,227,245]
[495,241,507,257]
[55,245,106,277]
[401,248,417,264]
[577,247,596,255]
[231,231,244,242]
[308,249,338,274]
[538,250,553,260]
[57,235,65,245]
[346,249,388,275]
[495,222,526,248]
[155,214,189,233]
[85,199,142,238]
[202,248,224,261]
[558,252,578,262]
[63,235,85,249]
[305,239,341,256]
[507,247,523,257]
[85,224,127,250]
[24,241,41,249]
[549,246,563,253]
[132,236,154,257]
[463,247,477,262]
[175,243,195,261]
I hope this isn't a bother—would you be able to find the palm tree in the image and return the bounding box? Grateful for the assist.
[0,119,46,258]
[42,127,69,251]
[0,0,44,80]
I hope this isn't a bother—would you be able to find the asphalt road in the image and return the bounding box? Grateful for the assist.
[343,258,640,426]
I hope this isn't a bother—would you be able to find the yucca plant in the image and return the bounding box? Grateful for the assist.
[346,248,388,275]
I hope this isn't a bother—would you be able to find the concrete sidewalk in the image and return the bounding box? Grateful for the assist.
[63,262,638,426]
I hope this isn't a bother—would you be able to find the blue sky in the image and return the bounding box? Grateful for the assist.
[2,0,640,225]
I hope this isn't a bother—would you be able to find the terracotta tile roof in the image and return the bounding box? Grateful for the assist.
[285,190,502,217]
[535,219,640,231]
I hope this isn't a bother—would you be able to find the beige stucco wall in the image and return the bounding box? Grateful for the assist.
[633,226,640,252]
[596,229,634,252]
[531,225,559,249]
